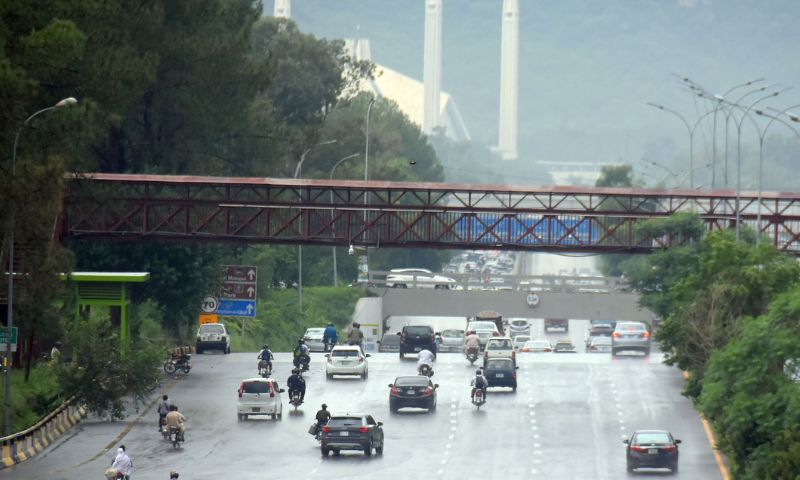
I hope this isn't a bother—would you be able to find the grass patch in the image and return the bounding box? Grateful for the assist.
[0,363,63,432]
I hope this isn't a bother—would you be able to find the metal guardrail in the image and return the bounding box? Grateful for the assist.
[0,396,85,468]
[361,271,633,294]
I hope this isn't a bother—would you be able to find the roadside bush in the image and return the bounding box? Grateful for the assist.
[0,364,62,431]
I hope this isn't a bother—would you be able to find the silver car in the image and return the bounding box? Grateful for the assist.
[438,329,465,353]
[611,321,651,356]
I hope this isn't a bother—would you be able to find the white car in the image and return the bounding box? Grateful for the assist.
[467,321,500,347]
[302,327,326,352]
[520,340,553,353]
[512,335,532,350]
[195,323,231,354]
[237,378,283,421]
[326,345,369,380]
[508,319,532,337]
[386,268,457,289]
[484,337,516,366]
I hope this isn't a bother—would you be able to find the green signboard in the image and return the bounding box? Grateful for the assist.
[0,327,19,345]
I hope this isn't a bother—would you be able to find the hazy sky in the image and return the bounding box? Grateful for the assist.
[276,0,800,188]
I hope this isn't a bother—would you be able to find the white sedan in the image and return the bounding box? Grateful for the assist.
[386,268,457,289]
[325,346,369,380]
[302,327,326,352]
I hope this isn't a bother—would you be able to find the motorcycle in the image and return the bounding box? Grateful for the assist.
[472,389,486,409]
[294,354,310,372]
[290,391,303,410]
[164,354,191,375]
[418,363,434,377]
[324,339,336,352]
[466,347,479,366]
[258,359,272,377]
[168,426,184,449]
[159,415,169,440]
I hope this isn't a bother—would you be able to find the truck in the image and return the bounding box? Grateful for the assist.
[474,310,504,335]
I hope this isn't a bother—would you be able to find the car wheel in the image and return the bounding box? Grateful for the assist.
[626,462,634,473]
[333,449,341,456]
[237,414,243,421]
[512,384,517,392]
[671,462,678,474]
[321,447,330,457]
[364,440,373,456]
[376,442,383,455]
[611,348,618,356]
[429,401,436,412]
[643,348,650,356]
[362,370,368,380]
[399,351,404,359]
[225,345,231,354]
[326,372,333,380]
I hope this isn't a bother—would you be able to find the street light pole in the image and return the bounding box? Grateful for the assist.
[646,102,695,189]
[753,105,800,246]
[4,97,77,436]
[293,139,337,313]
[329,153,361,287]
[734,89,789,242]
[362,97,375,285]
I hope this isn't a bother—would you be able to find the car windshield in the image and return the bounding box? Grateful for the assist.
[199,324,224,334]
[441,329,464,338]
[469,321,497,330]
[405,326,432,336]
[514,336,531,343]
[328,417,364,427]
[305,328,324,335]
[485,359,513,369]
[616,322,647,333]
[487,339,512,349]
[510,320,528,327]
[241,381,270,394]
[634,432,672,444]
[331,349,359,357]
[395,376,430,387]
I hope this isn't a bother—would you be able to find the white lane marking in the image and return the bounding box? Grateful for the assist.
[531,469,538,474]
[617,411,623,416]
[529,410,535,415]
[450,412,457,416]
[440,459,447,465]
[528,403,534,408]
[450,419,457,423]
[448,434,454,440]
[530,419,536,424]
[531,426,538,430]
[534,443,541,448]
[533,459,542,464]
[437,469,444,475]
[451,426,457,431]
[534,450,542,455]
[446,443,452,449]
[620,426,627,430]
[534,434,539,439]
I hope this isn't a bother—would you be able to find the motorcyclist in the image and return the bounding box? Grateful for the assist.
[464,330,481,356]
[157,394,170,432]
[314,403,331,434]
[417,348,435,375]
[165,405,186,441]
[293,339,311,370]
[346,322,364,349]
[470,369,489,402]
[323,322,338,351]
[287,368,306,403]
[258,344,273,374]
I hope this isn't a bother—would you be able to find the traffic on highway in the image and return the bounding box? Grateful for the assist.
[5,316,724,480]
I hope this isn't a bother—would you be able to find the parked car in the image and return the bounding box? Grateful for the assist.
[520,339,552,353]
[544,318,569,332]
[303,327,326,352]
[237,378,283,421]
[378,333,400,353]
[553,339,577,353]
[388,375,438,412]
[195,323,231,354]
[320,414,384,456]
[326,345,369,380]
[586,336,612,353]
[512,335,531,350]
[467,321,500,347]
[386,268,457,289]
[483,358,517,391]
[438,329,465,353]
[399,325,436,358]
[483,337,516,366]
[611,321,651,356]
[624,430,681,473]
[508,318,532,337]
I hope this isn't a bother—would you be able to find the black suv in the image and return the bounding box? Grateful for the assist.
[320,414,384,456]
[398,325,436,359]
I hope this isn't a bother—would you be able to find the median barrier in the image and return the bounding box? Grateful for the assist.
[0,397,86,469]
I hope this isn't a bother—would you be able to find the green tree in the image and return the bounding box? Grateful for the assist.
[594,163,639,276]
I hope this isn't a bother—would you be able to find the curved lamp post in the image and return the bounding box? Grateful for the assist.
[329,153,361,286]
[5,97,78,435]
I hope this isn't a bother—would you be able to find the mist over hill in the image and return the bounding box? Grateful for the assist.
[280,0,800,189]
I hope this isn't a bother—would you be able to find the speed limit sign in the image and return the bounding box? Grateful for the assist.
[201,295,218,313]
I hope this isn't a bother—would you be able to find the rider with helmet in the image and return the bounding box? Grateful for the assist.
[293,339,311,370]
[258,344,273,375]
[470,369,489,401]
[315,403,331,431]
[323,322,338,352]
[287,368,306,403]
[417,348,435,376]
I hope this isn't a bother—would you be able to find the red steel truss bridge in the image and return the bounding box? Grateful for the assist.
[58,173,800,254]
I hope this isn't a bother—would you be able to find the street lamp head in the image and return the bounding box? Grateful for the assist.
[55,97,78,108]
[713,94,724,101]
[646,102,665,110]
[409,159,417,166]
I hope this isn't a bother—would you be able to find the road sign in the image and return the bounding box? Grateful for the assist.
[0,327,18,352]
[220,265,257,300]
[525,292,541,308]
[198,313,219,325]
[201,296,218,313]
[216,299,256,317]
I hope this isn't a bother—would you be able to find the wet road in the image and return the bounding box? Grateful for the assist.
[5,321,723,480]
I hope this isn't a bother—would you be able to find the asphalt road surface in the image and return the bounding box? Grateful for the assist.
[5,320,723,480]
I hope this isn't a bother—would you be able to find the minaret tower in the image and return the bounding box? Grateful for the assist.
[274,0,291,18]
[423,0,443,135]
[498,0,519,160]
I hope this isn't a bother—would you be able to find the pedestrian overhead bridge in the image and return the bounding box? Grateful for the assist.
[60,173,800,253]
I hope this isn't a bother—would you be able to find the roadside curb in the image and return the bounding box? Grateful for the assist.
[683,370,731,480]
[0,398,86,469]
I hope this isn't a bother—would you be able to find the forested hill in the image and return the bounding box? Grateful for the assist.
[288,0,800,187]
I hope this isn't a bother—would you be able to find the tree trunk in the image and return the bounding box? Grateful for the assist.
[23,329,35,382]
